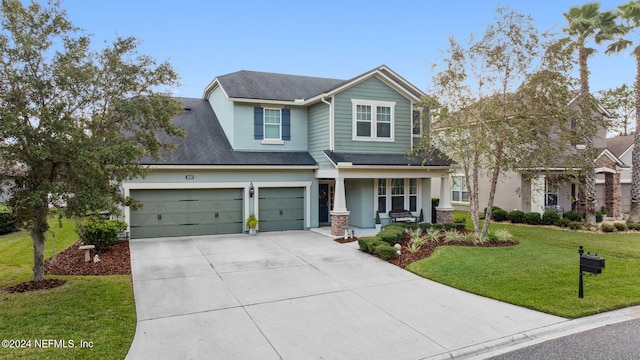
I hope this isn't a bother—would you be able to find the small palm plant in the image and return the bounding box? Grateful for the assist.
[426,228,441,243]
[407,228,425,253]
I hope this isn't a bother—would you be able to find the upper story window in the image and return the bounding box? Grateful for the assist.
[352,99,395,141]
[264,108,281,140]
[254,107,291,143]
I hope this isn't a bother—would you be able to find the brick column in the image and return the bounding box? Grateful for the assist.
[604,172,621,218]
[330,212,350,237]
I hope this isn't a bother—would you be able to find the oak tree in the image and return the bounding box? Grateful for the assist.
[0,0,184,281]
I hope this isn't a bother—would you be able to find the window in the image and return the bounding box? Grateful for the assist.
[377,179,387,213]
[264,108,281,140]
[412,110,421,135]
[352,99,395,141]
[356,105,372,137]
[452,176,468,202]
[409,179,418,212]
[391,179,405,210]
[253,107,290,141]
[545,178,559,207]
[375,178,420,214]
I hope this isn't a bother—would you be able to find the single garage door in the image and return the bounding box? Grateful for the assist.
[130,188,243,239]
[258,187,305,232]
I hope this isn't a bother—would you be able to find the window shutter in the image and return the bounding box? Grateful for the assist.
[254,107,264,140]
[282,108,291,141]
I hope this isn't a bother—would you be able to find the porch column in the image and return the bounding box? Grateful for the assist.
[604,172,621,218]
[331,176,350,236]
[436,175,453,224]
[530,174,545,214]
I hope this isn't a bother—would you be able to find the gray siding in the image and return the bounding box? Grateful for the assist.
[208,87,235,147]
[232,104,308,151]
[333,77,412,154]
[308,102,333,168]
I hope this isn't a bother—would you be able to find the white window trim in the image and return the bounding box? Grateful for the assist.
[351,99,395,142]
[373,178,421,217]
[263,108,282,141]
[451,176,469,204]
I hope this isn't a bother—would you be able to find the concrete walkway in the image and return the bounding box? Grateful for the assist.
[125,231,566,360]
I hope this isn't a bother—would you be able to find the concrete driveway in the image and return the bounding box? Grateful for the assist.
[125,231,565,360]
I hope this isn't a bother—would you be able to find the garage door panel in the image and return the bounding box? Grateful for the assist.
[130,189,243,239]
[258,188,304,232]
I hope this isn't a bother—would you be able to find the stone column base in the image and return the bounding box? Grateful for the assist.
[330,212,350,237]
[435,208,453,224]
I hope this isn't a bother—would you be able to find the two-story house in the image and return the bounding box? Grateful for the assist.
[433,95,624,218]
[121,65,453,239]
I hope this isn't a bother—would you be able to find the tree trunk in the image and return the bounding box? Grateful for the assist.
[30,205,49,282]
[480,144,503,238]
[579,45,597,226]
[628,48,640,224]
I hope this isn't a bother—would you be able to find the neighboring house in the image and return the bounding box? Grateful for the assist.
[121,65,453,239]
[596,135,634,214]
[432,95,625,218]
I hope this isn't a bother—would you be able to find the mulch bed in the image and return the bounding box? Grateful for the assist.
[3,240,131,293]
[345,232,518,268]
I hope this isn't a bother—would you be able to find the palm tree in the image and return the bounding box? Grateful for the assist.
[607,1,640,223]
[564,3,621,225]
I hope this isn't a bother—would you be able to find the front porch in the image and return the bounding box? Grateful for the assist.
[317,172,454,237]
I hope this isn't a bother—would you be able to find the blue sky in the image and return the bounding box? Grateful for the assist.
[62,0,635,98]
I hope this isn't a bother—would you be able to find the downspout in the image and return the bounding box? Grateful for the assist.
[321,96,334,151]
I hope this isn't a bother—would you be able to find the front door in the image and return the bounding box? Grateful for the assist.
[318,182,334,224]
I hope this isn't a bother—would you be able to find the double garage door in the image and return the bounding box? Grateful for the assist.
[130,187,304,239]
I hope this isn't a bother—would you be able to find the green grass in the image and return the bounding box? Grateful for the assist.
[0,218,136,359]
[0,217,78,288]
[407,213,640,318]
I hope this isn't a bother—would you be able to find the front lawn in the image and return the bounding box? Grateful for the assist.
[0,218,136,360]
[406,218,640,318]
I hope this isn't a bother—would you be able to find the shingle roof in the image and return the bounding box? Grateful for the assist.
[141,97,317,166]
[606,135,634,158]
[216,70,348,101]
[324,149,453,167]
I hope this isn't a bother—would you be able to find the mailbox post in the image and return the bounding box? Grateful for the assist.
[578,245,605,298]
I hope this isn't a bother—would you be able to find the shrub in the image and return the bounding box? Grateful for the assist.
[406,229,426,253]
[431,198,439,223]
[77,217,127,246]
[485,228,514,243]
[524,212,541,225]
[406,224,420,231]
[563,210,583,222]
[459,232,483,244]
[358,236,384,253]
[374,243,398,260]
[453,216,466,224]
[426,228,441,243]
[0,211,17,235]
[443,223,465,231]
[506,210,526,224]
[614,222,627,232]
[627,222,640,231]
[378,229,402,246]
[555,218,571,228]
[600,223,616,233]
[541,211,560,225]
[491,208,508,222]
[596,211,603,223]
[568,221,582,230]
[443,229,460,243]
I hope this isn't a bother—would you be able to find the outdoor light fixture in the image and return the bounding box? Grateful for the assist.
[249,183,254,198]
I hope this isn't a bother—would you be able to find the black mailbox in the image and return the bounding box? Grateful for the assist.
[580,254,605,274]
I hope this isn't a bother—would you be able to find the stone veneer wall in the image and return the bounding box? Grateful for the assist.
[436,209,453,224]
[331,213,349,237]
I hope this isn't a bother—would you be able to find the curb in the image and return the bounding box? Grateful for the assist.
[425,305,640,359]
